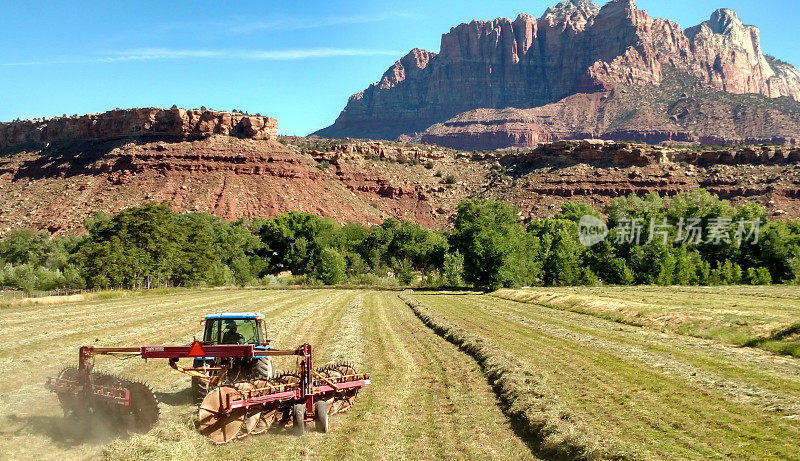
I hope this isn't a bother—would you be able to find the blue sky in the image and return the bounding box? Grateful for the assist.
[1,0,798,135]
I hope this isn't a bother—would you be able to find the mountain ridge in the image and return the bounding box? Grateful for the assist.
[314,0,800,148]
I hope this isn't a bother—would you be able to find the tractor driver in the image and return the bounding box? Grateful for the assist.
[222,320,245,344]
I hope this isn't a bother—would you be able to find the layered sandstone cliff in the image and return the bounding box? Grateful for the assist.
[315,0,800,147]
[0,108,278,149]
[0,135,471,234]
[3,134,800,234]
[420,68,800,149]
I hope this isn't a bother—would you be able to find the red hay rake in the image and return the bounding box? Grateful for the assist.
[46,342,370,443]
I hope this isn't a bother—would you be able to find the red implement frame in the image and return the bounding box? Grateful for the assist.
[222,344,372,422]
[47,343,371,423]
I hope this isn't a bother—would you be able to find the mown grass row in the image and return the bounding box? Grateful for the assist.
[398,292,628,461]
[419,293,800,459]
[492,288,800,358]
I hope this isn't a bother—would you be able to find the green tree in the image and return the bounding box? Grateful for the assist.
[396,259,415,285]
[77,202,180,288]
[603,258,635,285]
[443,251,465,287]
[0,229,50,266]
[754,267,772,285]
[555,202,602,223]
[673,248,701,285]
[749,221,800,283]
[451,200,535,291]
[9,264,37,294]
[258,212,339,275]
[314,247,346,285]
[528,219,582,286]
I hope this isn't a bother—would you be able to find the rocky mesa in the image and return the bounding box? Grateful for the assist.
[314,0,800,149]
[0,107,278,150]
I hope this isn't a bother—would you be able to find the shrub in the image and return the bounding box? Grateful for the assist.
[746,267,772,285]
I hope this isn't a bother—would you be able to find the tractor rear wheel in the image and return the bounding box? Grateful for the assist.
[292,403,306,435]
[252,357,273,379]
[191,377,212,403]
[228,357,272,382]
[314,400,329,433]
[191,359,214,403]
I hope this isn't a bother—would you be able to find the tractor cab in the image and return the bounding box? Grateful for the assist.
[192,313,273,400]
[201,312,269,348]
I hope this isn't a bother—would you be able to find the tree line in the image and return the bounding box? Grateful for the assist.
[1,190,798,293]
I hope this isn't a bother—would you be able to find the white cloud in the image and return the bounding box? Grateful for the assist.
[0,47,401,66]
[230,12,414,33]
[100,48,225,61]
[237,48,401,59]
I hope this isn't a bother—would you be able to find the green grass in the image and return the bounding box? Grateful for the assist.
[0,289,533,460]
[494,286,800,357]
[411,292,800,459]
[399,293,623,460]
[5,287,800,460]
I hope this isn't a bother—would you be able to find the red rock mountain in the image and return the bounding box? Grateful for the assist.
[0,112,468,234]
[314,0,800,148]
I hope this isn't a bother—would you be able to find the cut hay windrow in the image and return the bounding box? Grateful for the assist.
[399,292,630,461]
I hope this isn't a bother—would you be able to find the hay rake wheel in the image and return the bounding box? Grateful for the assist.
[54,367,80,418]
[316,362,361,414]
[251,402,279,435]
[249,378,280,435]
[89,372,161,434]
[235,382,261,437]
[48,365,160,434]
[198,385,246,444]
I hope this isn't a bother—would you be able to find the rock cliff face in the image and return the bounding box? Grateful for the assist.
[315,0,800,147]
[0,135,469,234]
[3,134,800,234]
[0,108,278,149]
[420,68,800,149]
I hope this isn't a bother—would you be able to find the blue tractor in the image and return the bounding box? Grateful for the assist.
[191,312,273,401]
